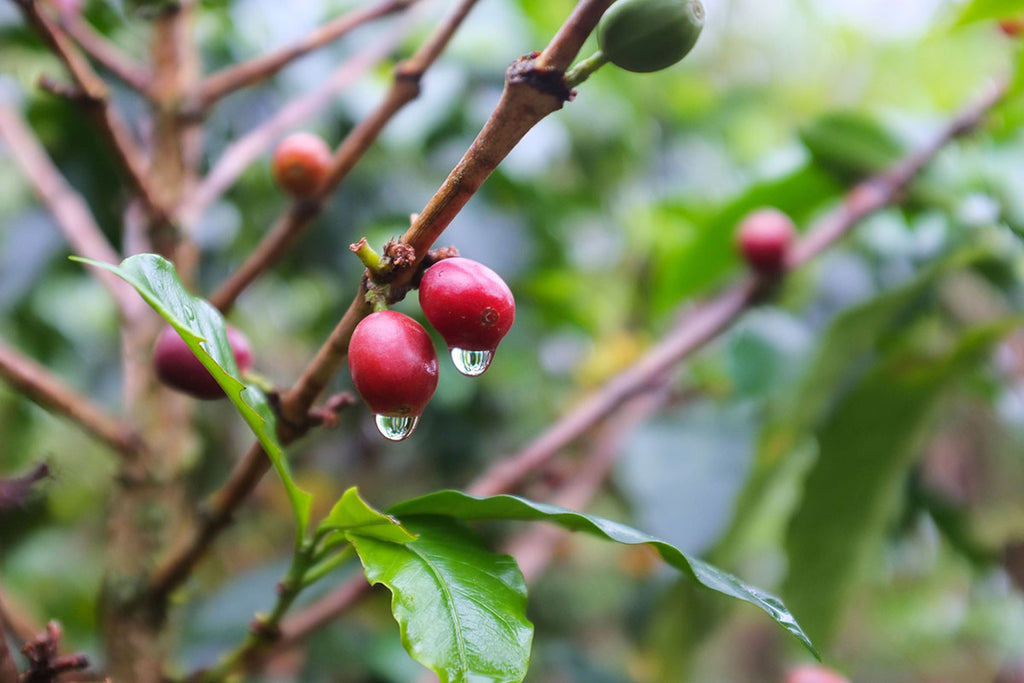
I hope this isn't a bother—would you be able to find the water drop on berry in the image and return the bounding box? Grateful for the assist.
[375,414,419,441]
[450,348,493,377]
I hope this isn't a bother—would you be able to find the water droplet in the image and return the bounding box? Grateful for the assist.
[375,414,419,441]
[450,348,493,376]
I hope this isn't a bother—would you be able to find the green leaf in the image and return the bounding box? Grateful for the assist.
[73,254,313,540]
[349,517,532,683]
[782,321,1018,646]
[799,111,904,180]
[953,0,1024,26]
[318,487,416,544]
[389,491,818,658]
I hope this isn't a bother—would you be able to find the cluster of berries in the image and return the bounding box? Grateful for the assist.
[349,257,515,441]
[150,256,514,444]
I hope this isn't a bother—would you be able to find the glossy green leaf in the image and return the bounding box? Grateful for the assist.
[318,487,416,544]
[350,517,532,683]
[782,321,1018,646]
[389,491,818,658]
[799,112,904,180]
[73,254,313,540]
[954,0,1024,25]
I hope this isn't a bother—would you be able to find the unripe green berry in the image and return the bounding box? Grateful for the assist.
[597,0,704,73]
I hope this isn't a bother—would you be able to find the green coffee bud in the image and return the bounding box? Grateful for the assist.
[597,0,705,73]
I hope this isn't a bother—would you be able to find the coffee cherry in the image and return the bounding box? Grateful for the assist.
[1000,17,1024,37]
[418,257,515,377]
[272,132,331,198]
[597,0,705,73]
[785,665,850,683]
[153,325,253,400]
[736,207,796,275]
[348,311,439,440]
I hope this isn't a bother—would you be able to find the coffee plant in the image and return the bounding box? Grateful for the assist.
[2,0,1024,681]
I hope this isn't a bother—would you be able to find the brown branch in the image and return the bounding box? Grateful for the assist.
[467,77,1009,499]
[0,584,40,647]
[205,0,481,313]
[0,621,18,683]
[12,0,167,220]
[0,340,147,460]
[151,0,599,623]
[194,0,417,112]
[505,387,671,583]
[0,102,142,319]
[54,6,152,95]
[182,22,409,228]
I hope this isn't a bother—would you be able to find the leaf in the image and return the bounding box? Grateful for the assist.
[799,111,904,180]
[388,491,818,658]
[73,254,313,539]
[350,517,532,683]
[782,321,1018,646]
[953,0,1024,26]
[318,487,416,544]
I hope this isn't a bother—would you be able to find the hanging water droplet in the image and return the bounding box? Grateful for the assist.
[375,414,419,441]
[450,347,493,377]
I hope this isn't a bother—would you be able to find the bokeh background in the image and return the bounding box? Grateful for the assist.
[3,0,1024,680]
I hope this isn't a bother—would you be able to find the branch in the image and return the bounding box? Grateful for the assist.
[205,0,481,313]
[52,4,152,95]
[194,0,416,112]
[0,102,142,319]
[12,0,167,219]
[182,19,410,225]
[467,77,1009,499]
[271,0,614,418]
[151,0,602,626]
[0,620,17,683]
[0,339,147,460]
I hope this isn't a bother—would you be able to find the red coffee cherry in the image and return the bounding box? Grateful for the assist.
[785,665,850,683]
[999,16,1024,36]
[153,325,253,400]
[736,207,796,275]
[272,132,331,198]
[418,257,515,376]
[348,310,439,441]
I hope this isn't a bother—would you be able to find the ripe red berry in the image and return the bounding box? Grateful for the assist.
[1000,18,1024,36]
[736,207,796,275]
[348,311,439,440]
[153,325,253,400]
[784,665,850,683]
[418,257,515,376]
[272,132,332,198]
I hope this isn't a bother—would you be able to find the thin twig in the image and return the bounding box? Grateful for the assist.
[0,583,43,646]
[273,78,1009,645]
[12,0,167,219]
[183,18,411,226]
[52,4,152,95]
[0,619,18,683]
[205,0,480,313]
[468,77,1009,499]
[0,102,141,319]
[194,0,417,112]
[151,0,601,631]
[0,340,147,460]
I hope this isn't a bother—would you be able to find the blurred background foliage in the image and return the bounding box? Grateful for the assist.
[3,0,1024,680]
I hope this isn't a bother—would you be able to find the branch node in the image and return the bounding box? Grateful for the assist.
[508,52,573,102]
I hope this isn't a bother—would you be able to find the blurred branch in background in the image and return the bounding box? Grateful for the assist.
[193,0,417,113]
[11,0,167,220]
[49,0,153,96]
[0,103,141,317]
